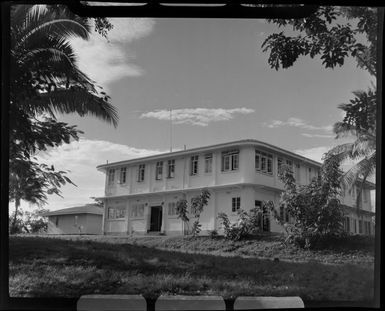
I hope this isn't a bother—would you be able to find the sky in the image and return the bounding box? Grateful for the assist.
[16,14,375,212]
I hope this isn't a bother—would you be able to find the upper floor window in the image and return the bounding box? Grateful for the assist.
[167,159,175,178]
[255,150,273,175]
[108,169,115,185]
[204,154,213,173]
[137,164,145,182]
[222,150,239,172]
[155,161,163,180]
[167,202,177,216]
[232,197,241,212]
[191,155,199,175]
[119,167,127,184]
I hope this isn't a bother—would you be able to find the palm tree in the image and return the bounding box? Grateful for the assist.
[325,89,376,213]
[10,4,118,125]
[9,5,118,230]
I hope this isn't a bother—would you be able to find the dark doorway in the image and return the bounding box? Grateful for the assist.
[150,206,162,232]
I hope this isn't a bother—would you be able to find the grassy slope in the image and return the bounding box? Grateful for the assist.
[9,236,374,301]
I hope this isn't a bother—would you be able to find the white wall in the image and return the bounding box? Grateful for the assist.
[47,214,102,234]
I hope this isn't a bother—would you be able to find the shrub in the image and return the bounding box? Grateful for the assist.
[208,230,218,238]
[176,189,211,236]
[218,206,265,241]
[271,157,345,249]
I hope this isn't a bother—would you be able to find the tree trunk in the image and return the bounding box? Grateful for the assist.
[11,198,21,234]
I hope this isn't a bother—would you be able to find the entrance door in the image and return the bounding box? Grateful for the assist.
[150,206,162,232]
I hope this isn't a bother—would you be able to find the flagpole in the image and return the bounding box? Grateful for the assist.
[170,108,172,152]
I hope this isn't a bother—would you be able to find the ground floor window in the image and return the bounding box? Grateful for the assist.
[108,206,126,219]
[364,221,371,235]
[232,197,241,212]
[358,220,362,233]
[344,216,350,232]
[168,202,177,216]
[131,203,145,218]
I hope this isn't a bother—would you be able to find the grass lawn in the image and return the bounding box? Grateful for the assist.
[9,235,374,302]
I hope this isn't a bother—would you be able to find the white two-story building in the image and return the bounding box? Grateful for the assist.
[96,139,375,236]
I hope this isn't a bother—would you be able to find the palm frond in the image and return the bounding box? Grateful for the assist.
[333,122,357,138]
[30,88,119,128]
[340,152,376,189]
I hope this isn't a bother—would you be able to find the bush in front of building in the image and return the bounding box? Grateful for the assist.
[176,189,211,236]
[218,207,263,241]
[272,157,345,249]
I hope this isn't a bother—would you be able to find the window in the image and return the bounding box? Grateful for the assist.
[232,197,241,212]
[308,167,312,183]
[137,164,145,182]
[367,222,371,235]
[131,203,145,218]
[108,169,115,185]
[344,217,350,232]
[204,154,213,173]
[363,189,368,202]
[74,215,78,225]
[167,159,175,178]
[222,150,239,172]
[286,159,293,170]
[349,186,356,198]
[120,167,127,184]
[108,206,126,219]
[155,161,163,180]
[108,207,115,219]
[191,155,199,175]
[55,217,59,226]
[359,220,363,234]
[255,150,273,175]
[168,202,177,216]
[295,163,300,182]
[354,219,357,233]
[277,157,283,175]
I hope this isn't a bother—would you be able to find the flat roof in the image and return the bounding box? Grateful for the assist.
[97,139,323,170]
[41,204,103,217]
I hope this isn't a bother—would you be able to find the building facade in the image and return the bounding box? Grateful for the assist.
[43,204,103,234]
[97,140,375,236]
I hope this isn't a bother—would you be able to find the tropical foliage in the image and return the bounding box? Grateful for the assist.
[218,207,262,241]
[9,5,117,232]
[262,6,377,208]
[176,189,211,236]
[272,159,345,248]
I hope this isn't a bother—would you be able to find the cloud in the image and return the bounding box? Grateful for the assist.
[293,146,331,163]
[301,133,334,138]
[140,108,255,126]
[69,18,155,90]
[24,139,164,211]
[264,117,333,132]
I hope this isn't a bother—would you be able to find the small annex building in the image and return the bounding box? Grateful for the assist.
[43,204,103,234]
